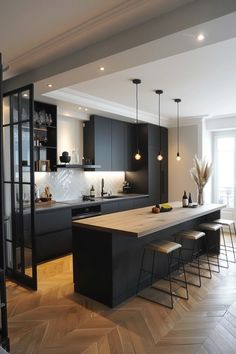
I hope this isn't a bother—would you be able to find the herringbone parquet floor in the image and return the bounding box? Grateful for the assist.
[6,241,236,354]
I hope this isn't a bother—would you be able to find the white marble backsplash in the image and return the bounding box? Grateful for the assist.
[35,170,125,201]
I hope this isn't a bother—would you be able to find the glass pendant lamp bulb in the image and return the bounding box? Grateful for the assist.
[157,153,163,161]
[176,152,181,161]
[135,152,141,160]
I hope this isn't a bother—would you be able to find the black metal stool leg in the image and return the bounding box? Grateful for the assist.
[136,248,146,294]
[220,227,229,268]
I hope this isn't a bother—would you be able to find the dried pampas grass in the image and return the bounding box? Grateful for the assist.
[190,155,213,188]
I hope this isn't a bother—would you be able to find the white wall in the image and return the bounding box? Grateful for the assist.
[57,115,83,163]
[168,124,200,203]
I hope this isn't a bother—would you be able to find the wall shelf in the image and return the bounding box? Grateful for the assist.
[56,164,101,169]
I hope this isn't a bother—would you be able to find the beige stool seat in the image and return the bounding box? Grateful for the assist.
[198,223,221,231]
[176,230,205,240]
[146,240,181,254]
[213,219,235,226]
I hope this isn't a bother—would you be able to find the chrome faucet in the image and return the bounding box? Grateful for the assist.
[101,178,107,197]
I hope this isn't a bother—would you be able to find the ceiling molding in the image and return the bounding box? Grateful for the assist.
[8,0,146,68]
[44,88,170,127]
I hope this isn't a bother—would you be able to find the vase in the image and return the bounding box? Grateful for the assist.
[198,187,204,205]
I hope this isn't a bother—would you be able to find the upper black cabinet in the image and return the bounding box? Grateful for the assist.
[34,101,57,172]
[83,115,133,171]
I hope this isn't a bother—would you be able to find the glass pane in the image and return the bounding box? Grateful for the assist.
[16,246,22,272]
[3,96,10,125]
[22,122,31,182]
[13,124,19,182]
[21,90,30,121]
[216,137,234,207]
[4,184,12,241]
[13,94,19,123]
[24,248,33,277]
[23,183,31,209]
[6,241,13,269]
[3,125,11,181]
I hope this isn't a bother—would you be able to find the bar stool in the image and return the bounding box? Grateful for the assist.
[198,223,229,271]
[175,230,212,288]
[137,240,189,309]
[213,219,236,263]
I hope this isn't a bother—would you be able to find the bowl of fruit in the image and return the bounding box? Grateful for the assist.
[152,203,172,213]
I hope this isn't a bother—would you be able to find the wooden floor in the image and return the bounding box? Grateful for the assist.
[6,240,236,354]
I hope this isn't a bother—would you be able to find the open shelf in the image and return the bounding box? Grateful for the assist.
[56,164,101,169]
[34,101,57,172]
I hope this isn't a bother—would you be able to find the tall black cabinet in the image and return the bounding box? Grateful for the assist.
[125,123,168,204]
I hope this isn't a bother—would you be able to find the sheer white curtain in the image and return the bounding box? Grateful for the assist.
[213,131,236,220]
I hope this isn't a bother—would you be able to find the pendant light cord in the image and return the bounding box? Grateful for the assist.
[136,82,139,152]
[158,93,161,153]
[177,101,179,154]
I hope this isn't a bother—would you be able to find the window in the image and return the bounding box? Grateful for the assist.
[213,131,235,209]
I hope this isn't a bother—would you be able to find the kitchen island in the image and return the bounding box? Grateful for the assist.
[72,202,225,307]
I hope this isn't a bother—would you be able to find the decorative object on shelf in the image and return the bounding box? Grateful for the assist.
[132,78,142,160]
[59,151,71,163]
[40,185,52,202]
[190,155,213,205]
[34,110,53,127]
[174,98,182,161]
[155,89,164,161]
[36,160,50,172]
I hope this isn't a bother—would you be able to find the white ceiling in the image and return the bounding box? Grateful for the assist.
[0,0,193,78]
[2,0,236,125]
[68,37,236,120]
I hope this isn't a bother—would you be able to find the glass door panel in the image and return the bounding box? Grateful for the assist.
[2,84,37,290]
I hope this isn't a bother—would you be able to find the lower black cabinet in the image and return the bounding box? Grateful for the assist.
[35,207,72,263]
[36,229,72,263]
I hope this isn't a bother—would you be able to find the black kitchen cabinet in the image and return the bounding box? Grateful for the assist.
[35,207,72,263]
[125,123,168,204]
[83,115,134,171]
[84,115,111,171]
[111,120,125,171]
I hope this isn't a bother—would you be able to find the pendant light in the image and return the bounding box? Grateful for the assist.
[174,98,181,161]
[155,90,163,161]
[132,79,141,160]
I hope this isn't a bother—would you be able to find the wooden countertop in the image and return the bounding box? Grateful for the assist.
[72,202,225,237]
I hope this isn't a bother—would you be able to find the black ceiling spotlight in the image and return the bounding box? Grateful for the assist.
[155,89,163,161]
[132,79,142,160]
[174,98,182,161]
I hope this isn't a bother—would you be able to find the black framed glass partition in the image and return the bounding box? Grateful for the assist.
[0,53,10,352]
[2,84,37,290]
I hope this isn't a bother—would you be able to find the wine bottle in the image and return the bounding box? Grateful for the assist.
[182,190,188,207]
[90,185,95,197]
[188,192,192,207]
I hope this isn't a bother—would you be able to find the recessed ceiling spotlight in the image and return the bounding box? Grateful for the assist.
[197,33,205,41]
[85,108,88,111]
[47,83,53,88]
[22,93,28,97]
[78,106,82,110]
[99,66,105,71]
